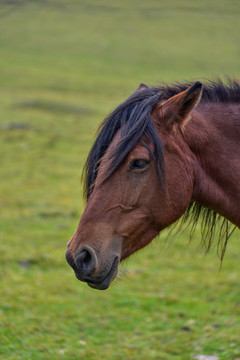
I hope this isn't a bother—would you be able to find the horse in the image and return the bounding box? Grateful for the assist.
[66,79,240,290]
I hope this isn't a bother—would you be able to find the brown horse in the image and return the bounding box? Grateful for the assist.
[66,79,240,290]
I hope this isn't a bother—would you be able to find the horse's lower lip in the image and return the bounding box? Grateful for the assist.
[87,257,119,290]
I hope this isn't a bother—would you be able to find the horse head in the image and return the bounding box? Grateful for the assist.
[66,82,203,289]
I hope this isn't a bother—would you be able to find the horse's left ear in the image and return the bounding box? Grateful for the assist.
[158,81,203,128]
[137,83,149,91]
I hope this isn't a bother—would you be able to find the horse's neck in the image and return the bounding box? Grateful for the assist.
[186,102,240,227]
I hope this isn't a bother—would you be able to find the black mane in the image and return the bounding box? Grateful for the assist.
[84,88,165,200]
[83,79,239,258]
[156,78,240,104]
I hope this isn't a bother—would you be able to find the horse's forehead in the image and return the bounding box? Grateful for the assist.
[106,130,153,158]
[104,130,121,156]
[129,141,153,159]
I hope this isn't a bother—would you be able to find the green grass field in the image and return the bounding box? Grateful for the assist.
[0,1,240,359]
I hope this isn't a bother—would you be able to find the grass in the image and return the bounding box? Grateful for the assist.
[0,1,240,359]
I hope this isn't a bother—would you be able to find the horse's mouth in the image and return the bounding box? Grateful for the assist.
[87,256,119,290]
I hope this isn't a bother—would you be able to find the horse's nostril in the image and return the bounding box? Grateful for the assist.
[75,247,97,276]
[77,250,90,273]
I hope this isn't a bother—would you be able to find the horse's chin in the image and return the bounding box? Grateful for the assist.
[87,257,119,290]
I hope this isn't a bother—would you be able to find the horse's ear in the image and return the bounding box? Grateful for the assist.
[158,81,203,128]
[137,83,149,91]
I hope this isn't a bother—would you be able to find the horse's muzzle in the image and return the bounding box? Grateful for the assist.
[65,246,119,290]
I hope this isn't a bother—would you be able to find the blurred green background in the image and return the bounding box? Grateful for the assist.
[0,1,239,359]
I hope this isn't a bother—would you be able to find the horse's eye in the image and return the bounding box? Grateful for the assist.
[129,159,149,172]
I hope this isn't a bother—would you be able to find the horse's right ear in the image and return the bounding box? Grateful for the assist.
[137,83,149,91]
[156,81,203,129]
